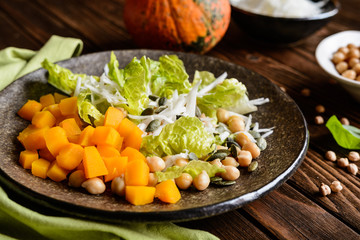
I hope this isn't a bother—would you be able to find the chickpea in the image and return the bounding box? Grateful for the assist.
[332,52,346,64]
[146,156,165,172]
[330,180,343,193]
[337,157,349,168]
[335,61,348,74]
[338,46,350,55]
[324,150,336,162]
[111,176,125,196]
[193,170,210,191]
[347,43,358,49]
[342,69,357,79]
[175,173,193,190]
[235,132,250,147]
[222,157,239,167]
[348,151,360,162]
[216,108,230,123]
[68,170,86,188]
[82,178,106,195]
[221,166,240,181]
[175,158,189,167]
[227,115,245,133]
[348,58,360,68]
[348,48,360,59]
[340,117,350,125]
[148,173,158,186]
[237,150,252,167]
[352,63,360,74]
[319,183,331,196]
[315,104,325,113]
[301,88,311,97]
[314,115,324,125]
[210,158,223,168]
[242,142,261,159]
[347,163,358,175]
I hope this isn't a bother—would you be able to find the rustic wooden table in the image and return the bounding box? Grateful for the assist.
[1,0,359,239]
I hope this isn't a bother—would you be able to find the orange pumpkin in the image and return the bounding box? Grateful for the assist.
[123,0,231,54]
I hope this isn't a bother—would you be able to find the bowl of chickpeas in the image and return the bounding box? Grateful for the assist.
[316,30,360,102]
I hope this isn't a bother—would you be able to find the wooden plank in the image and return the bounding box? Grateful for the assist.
[0,9,39,49]
[243,183,359,240]
[35,0,134,51]
[0,0,96,51]
[178,210,273,240]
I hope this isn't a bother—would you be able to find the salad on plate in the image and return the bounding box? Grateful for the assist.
[16,52,273,206]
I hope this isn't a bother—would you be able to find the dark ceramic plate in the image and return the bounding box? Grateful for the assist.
[0,50,308,223]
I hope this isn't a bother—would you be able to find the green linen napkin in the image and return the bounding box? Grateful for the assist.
[0,36,219,240]
[0,35,83,91]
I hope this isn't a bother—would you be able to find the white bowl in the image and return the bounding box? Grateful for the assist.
[315,30,360,102]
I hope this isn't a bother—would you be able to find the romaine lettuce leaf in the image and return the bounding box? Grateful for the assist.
[77,91,104,125]
[140,116,216,159]
[41,59,85,95]
[107,51,125,88]
[197,78,256,118]
[156,160,225,182]
[326,115,360,149]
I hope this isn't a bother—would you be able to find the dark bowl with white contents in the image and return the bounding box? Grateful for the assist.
[230,0,340,44]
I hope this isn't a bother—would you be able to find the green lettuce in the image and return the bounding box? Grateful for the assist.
[41,59,85,95]
[77,91,104,125]
[140,116,216,159]
[107,51,125,88]
[150,55,191,98]
[156,160,225,182]
[192,70,217,90]
[326,115,360,149]
[197,78,256,118]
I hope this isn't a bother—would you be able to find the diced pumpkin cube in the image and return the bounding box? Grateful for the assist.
[117,118,136,138]
[19,150,38,169]
[40,94,55,109]
[56,143,84,170]
[47,161,69,182]
[155,179,181,204]
[38,147,56,161]
[59,96,77,116]
[123,126,143,150]
[104,107,125,129]
[121,147,145,162]
[31,158,51,179]
[103,156,128,182]
[20,126,49,150]
[125,159,149,186]
[17,100,42,121]
[46,104,62,119]
[125,186,155,206]
[59,118,82,141]
[92,126,123,150]
[32,111,56,128]
[77,126,95,147]
[97,145,121,158]
[44,127,69,157]
[54,92,68,104]
[83,146,108,178]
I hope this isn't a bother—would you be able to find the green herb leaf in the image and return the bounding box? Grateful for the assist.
[326,115,360,149]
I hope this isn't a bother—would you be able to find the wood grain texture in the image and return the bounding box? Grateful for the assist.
[0,0,359,239]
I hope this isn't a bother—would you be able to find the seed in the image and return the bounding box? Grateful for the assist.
[248,161,258,172]
[148,95,159,101]
[195,106,202,118]
[210,158,222,168]
[337,157,349,168]
[257,137,267,151]
[222,157,239,167]
[146,119,161,132]
[226,138,241,149]
[141,108,154,116]
[301,88,311,97]
[189,152,198,160]
[325,151,336,161]
[319,183,331,196]
[348,151,360,162]
[330,181,343,193]
[158,97,167,106]
[347,163,358,175]
[230,144,240,158]
[342,69,356,80]
[340,117,350,125]
[314,116,324,125]
[280,86,286,92]
[207,150,230,162]
[315,105,325,113]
